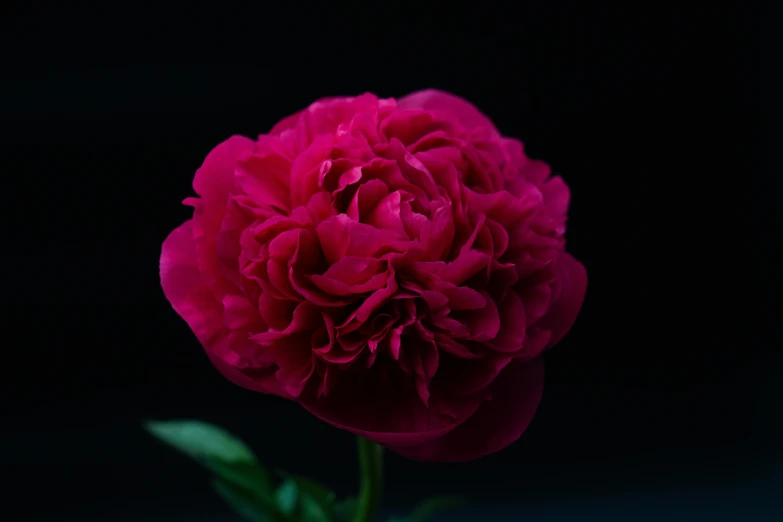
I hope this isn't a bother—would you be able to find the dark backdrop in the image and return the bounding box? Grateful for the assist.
[1,4,776,521]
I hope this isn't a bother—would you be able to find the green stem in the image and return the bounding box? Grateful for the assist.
[353,436,384,522]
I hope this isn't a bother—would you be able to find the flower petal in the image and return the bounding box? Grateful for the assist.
[316,214,407,265]
[192,135,255,202]
[389,357,544,461]
[397,89,500,137]
[160,221,269,394]
[235,147,292,214]
[298,381,484,447]
[539,252,588,350]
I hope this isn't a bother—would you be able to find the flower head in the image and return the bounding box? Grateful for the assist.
[160,90,586,461]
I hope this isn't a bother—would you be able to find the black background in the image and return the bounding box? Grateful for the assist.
[1,4,776,521]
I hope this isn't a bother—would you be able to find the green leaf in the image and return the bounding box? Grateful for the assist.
[295,476,335,522]
[213,478,280,522]
[389,496,464,522]
[145,420,273,495]
[209,460,274,498]
[290,475,336,507]
[300,494,331,522]
[335,496,358,522]
[275,480,298,516]
[277,472,336,522]
[145,420,255,462]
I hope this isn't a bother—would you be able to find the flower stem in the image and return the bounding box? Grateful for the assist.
[353,436,384,522]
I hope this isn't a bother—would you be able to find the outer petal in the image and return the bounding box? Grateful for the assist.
[540,252,588,350]
[160,220,223,348]
[192,135,255,202]
[160,220,266,394]
[397,89,500,137]
[269,110,303,135]
[188,136,256,299]
[389,357,544,462]
[298,383,484,448]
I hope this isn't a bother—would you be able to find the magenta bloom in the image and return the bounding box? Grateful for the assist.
[160,90,587,461]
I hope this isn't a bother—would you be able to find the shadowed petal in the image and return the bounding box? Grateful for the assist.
[389,357,544,461]
[539,252,588,350]
[298,380,484,447]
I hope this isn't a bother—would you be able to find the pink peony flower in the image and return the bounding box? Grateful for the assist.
[160,90,587,461]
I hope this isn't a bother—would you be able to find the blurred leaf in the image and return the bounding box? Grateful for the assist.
[277,472,336,522]
[289,475,336,507]
[145,420,255,462]
[275,480,298,516]
[145,420,273,495]
[209,460,274,499]
[213,478,282,522]
[300,494,331,522]
[389,496,464,522]
[334,496,358,521]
